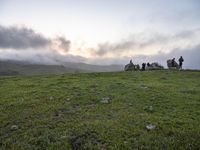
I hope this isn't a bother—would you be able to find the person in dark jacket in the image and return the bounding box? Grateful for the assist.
[142,63,146,71]
[147,62,151,67]
[171,58,175,67]
[178,56,184,69]
[130,59,133,65]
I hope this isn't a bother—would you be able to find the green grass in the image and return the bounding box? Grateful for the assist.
[0,70,200,149]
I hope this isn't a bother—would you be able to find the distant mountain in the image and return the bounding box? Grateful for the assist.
[0,60,82,76]
[0,60,123,76]
[63,62,123,72]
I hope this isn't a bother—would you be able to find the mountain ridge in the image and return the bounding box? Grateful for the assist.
[0,60,123,76]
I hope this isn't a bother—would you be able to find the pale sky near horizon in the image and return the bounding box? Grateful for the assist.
[0,0,200,68]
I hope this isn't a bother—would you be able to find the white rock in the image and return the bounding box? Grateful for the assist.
[11,125,18,131]
[146,124,156,131]
[100,97,111,104]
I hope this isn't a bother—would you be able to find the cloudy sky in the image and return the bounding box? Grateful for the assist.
[0,0,200,69]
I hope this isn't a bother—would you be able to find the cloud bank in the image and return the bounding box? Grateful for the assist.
[0,25,200,69]
[0,25,50,49]
[90,29,200,57]
[0,25,71,53]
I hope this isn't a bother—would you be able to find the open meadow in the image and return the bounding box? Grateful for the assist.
[0,70,200,149]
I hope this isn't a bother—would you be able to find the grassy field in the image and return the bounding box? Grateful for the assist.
[0,70,200,149]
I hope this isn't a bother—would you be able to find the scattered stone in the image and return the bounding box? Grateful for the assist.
[128,103,133,106]
[144,106,154,113]
[66,98,71,101]
[64,98,71,104]
[141,85,148,89]
[149,106,153,111]
[60,135,67,139]
[146,124,156,131]
[100,97,111,104]
[11,125,18,131]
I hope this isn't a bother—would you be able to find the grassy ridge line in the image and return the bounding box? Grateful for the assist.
[0,61,123,76]
[0,61,86,76]
[0,70,200,149]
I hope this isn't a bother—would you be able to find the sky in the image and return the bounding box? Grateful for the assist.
[0,0,200,69]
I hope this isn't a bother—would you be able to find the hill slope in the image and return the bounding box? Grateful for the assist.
[0,60,123,76]
[0,70,200,149]
[0,60,85,75]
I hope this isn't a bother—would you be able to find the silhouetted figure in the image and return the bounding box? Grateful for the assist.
[147,62,150,67]
[178,56,184,69]
[130,59,133,65]
[142,63,146,71]
[171,58,175,67]
[136,64,140,70]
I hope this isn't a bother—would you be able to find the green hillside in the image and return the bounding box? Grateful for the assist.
[0,61,123,76]
[0,70,200,149]
[0,61,86,76]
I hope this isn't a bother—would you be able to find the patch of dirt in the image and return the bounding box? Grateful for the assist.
[69,131,106,150]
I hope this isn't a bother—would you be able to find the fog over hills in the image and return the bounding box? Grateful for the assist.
[0,60,123,76]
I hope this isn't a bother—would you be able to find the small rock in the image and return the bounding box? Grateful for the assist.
[146,124,156,131]
[149,106,153,111]
[144,106,154,112]
[64,98,71,104]
[141,86,148,89]
[60,135,67,139]
[66,98,71,101]
[100,97,111,104]
[11,125,18,131]
[128,103,133,106]
[49,96,54,100]
[140,83,148,89]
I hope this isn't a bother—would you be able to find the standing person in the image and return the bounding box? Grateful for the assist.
[130,59,133,65]
[178,56,184,69]
[171,58,175,67]
[142,63,146,71]
[147,62,150,67]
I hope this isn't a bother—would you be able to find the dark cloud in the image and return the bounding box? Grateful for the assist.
[94,41,136,56]
[0,25,50,49]
[0,25,71,53]
[54,37,71,52]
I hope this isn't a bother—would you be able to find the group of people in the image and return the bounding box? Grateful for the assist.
[129,60,152,71]
[172,56,184,69]
[128,56,184,71]
[141,62,151,71]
